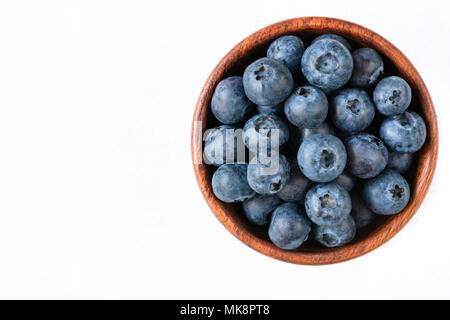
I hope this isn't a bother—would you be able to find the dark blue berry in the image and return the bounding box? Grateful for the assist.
[277,158,311,202]
[301,39,353,92]
[247,154,290,195]
[345,133,388,179]
[242,194,282,226]
[313,215,356,247]
[243,113,289,154]
[387,152,413,173]
[373,76,411,116]
[350,48,384,87]
[268,203,311,250]
[257,104,283,114]
[333,171,356,191]
[301,122,335,140]
[297,134,347,182]
[330,88,375,132]
[379,111,426,153]
[288,122,334,152]
[211,76,254,124]
[267,35,304,75]
[305,182,351,226]
[363,169,410,215]
[350,191,375,228]
[243,57,294,106]
[212,164,255,203]
[312,34,352,51]
[203,125,243,166]
[284,86,328,128]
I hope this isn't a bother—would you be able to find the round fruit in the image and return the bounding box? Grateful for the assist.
[243,57,294,106]
[297,134,347,182]
[268,203,311,250]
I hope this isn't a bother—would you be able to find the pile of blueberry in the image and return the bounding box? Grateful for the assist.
[204,34,426,249]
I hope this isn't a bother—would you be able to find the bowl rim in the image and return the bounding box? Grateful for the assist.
[191,17,439,265]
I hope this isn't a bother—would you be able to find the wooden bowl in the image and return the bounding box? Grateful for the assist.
[191,17,438,265]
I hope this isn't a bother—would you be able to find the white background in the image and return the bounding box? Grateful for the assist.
[0,0,448,299]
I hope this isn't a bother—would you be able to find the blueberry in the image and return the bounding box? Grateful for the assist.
[243,113,289,154]
[363,169,410,215]
[211,76,254,124]
[305,182,351,226]
[277,158,311,202]
[242,194,282,226]
[345,133,388,179]
[379,111,427,153]
[212,164,255,203]
[300,122,335,140]
[301,39,353,92]
[335,129,358,141]
[243,57,294,106]
[267,35,304,75]
[203,125,244,166]
[387,152,413,173]
[284,86,328,128]
[257,104,283,114]
[350,191,375,228]
[268,203,311,250]
[247,153,290,195]
[288,122,334,152]
[297,134,347,182]
[330,88,375,132]
[333,171,356,191]
[313,215,356,247]
[373,76,412,116]
[312,34,352,51]
[350,48,384,87]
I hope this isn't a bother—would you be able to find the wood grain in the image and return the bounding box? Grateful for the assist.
[191,17,438,265]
